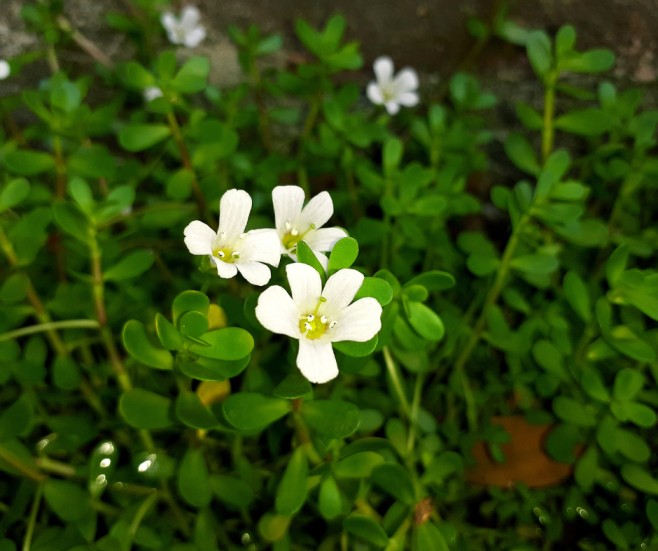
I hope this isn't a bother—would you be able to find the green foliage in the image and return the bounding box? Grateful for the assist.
[1,5,657,551]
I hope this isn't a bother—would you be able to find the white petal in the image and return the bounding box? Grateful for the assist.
[394,68,419,92]
[385,101,400,115]
[298,191,333,231]
[272,185,305,233]
[0,61,10,80]
[180,6,201,29]
[144,87,163,102]
[366,82,383,105]
[218,189,251,237]
[183,220,215,255]
[331,298,382,342]
[305,227,348,252]
[236,261,271,286]
[184,27,206,48]
[211,257,238,279]
[240,229,281,267]
[397,91,419,107]
[286,263,322,312]
[373,56,394,84]
[297,339,339,384]
[255,285,301,339]
[160,12,177,32]
[321,269,364,317]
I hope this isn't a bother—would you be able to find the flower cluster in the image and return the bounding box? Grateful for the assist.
[161,6,206,48]
[183,186,382,384]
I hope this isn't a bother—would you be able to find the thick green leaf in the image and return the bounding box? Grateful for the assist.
[318,476,342,520]
[189,327,254,360]
[413,522,450,551]
[0,395,33,441]
[210,474,254,509]
[563,271,591,322]
[43,480,91,522]
[353,277,394,306]
[122,320,174,370]
[179,311,209,339]
[173,290,210,323]
[0,178,30,212]
[505,132,540,175]
[178,448,212,508]
[105,250,155,281]
[555,108,612,136]
[334,452,385,479]
[343,515,388,548]
[178,355,250,381]
[275,447,308,516]
[3,150,55,175]
[301,400,360,438]
[405,271,455,292]
[222,393,290,431]
[119,389,173,429]
[327,237,359,273]
[297,240,326,280]
[334,335,378,357]
[175,392,218,429]
[273,372,312,399]
[155,313,182,350]
[526,31,552,78]
[510,254,559,276]
[52,202,90,242]
[621,463,658,495]
[422,451,464,485]
[372,463,415,505]
[553,396,598,426]
[405,301,444,341]
[613,368,644,401]
[119,124,171,152]
[172,57,210,94]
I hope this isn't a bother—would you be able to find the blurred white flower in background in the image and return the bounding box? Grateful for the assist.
[366,56,419,115]
[0,60,10,80]
[161,6,206,48]
[143,86,163,102]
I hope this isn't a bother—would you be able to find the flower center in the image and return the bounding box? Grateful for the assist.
[212,232,244,264]
[282,221,315,252]
[299,297,337,340]
[381,84,396,102]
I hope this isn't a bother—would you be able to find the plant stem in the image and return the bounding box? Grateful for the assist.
[296,94,322,195]
[541,71,557,164]
[0,319,100,342]
[127,491,158,550]
[0,445,46,482]
[165,111,207,217]
[383,347,411,419]
[22,482,44,551]
[406,373,425,457]
[56,16,115,69]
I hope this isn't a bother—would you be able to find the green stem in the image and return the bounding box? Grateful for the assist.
[541,71,557,164]
[0,319,100,343]
[383,347,411,419]
[406,373,425,457]
[296,94,322,195]
[127,491,159,550]
[165,111,207,217]
[22,482,44,551]
[0,445,46,482]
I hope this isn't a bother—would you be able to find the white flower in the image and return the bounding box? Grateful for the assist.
[272,185,347,268]
[0,60,10,80]
[256,263,382,384]
[143,86,163,102]
[161,6,206,48]
[366,56,419,115]
[184,189,280,286]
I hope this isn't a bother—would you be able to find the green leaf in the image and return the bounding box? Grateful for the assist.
[615,427,650,462]
[510,254,559,276]
[172,57,210,94]
[0,178,30,212]
[119,389,173,429]
[581,369,610,402]
[52,356,82,390]
[532,339,568,380]
[553,396,597,426]
[118,124,171,152]
[275,447,308,516]
[155,313,182,350]
[353,277,394,306]
[222,393,290,431]
[296,240,325,280]
[178,448,212,508]
[334,335,378,357]
[405,301,444,341]
[178,355,250,382]
[175,392,218,429]
[605,244,629,287]
[413,522,450,551]
[3,150,55,176]
[526,31,552,78]
[344,515,388,548]
[574,446,598,491]
[383,138,403,174]
[52,202,90,242]
[179,311,209,339]
[105,250,154,281]
[505,132,540,175]
[561,49,615,73]
[318,476,343,520]
[43,480,91,522]
[555,108,612,136]
[647,500,658,531]
[563,271,591,322]
[327,237,359,273]
[405,271,455,292]
[301,400,360,438]
[334,452,385,479]
[422,451,464,485]
[172,290,210,323]
[122,320,174,370]
[602,519,628,549]
[273,372,312,399]
[210,474,254,509]
[621,463,658,495]
[613,368,644,401]
[189,327,254,360]
[0,395,33,441]
[555,25,576,57]
[372,463,415,505]
[607,325,656,363]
